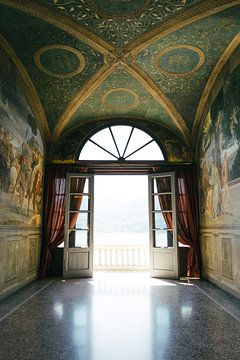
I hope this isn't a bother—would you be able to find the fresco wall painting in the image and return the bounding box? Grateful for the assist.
[0,66,44,227]
[199,63,240,296]
[199,71,240,227]
[0,53,44,299]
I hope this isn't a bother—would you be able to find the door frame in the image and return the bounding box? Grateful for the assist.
[62,165,181,278]
[148,172,179,279]
[63,173,94,278]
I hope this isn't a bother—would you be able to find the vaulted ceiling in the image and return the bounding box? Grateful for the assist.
[1,0,240,159]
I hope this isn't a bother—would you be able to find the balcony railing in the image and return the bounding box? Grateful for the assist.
[93,245,149,271]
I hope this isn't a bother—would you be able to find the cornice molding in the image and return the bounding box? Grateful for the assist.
[126,0,240,55]
[0,33,50,144]
[0,0,114,54]
[192,33,240,145]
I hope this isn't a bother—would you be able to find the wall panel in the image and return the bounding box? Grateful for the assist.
[200,228,240,297]
[0,227,41,299]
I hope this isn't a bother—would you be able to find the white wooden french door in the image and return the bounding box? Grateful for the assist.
[149,172,179,279]
[63,173,94,278]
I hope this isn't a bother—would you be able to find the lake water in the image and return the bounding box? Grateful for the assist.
[94,232,149,245]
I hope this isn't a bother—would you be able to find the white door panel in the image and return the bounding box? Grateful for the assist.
[149,172,179,279]
[64,174,94,278]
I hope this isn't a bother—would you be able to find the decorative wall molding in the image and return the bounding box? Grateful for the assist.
[200,228,240,297]
[0,227,41,300]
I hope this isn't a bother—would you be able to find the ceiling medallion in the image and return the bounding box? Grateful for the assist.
[102,88,139,111]
[87,0,151,19]
[34,45,85,78]
[155,45,206,77]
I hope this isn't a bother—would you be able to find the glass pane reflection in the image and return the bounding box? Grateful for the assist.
[68,230,88,248]
[153,177,171,193]
[153,195,172,211]
[154,230,173,248]
[69,212,89,230]
[69,195,89,211]
[70,177,89,193]
[154,212,172,230]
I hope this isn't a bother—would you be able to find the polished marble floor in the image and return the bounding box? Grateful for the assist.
[0,272,240,360]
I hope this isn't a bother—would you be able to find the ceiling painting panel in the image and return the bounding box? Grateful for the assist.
[0,4,104,131]
[40,0,200,47]
[64,68,182,136]
[52,118,193,163]
[136,7,240,130]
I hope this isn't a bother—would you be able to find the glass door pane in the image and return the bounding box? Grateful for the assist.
[149,173,179,279]
[64,174,94,278]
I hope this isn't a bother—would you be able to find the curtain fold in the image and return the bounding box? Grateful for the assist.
[154,165,201,277]
[176,168,201,278]
[40,165,87,277]
[40,163,200,277]
[69,177,86,229]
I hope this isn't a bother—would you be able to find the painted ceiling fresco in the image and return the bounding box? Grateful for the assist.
[0,5,104,132]
[0,0,240,158]
[40,0,200,47]
[136,7,240,129]
[64,68,181,136]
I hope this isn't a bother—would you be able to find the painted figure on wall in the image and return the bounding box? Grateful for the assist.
[0,65,44,226]
[199,64,240,226]
[164,139,192,162]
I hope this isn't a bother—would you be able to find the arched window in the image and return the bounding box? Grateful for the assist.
[79,125,164,160]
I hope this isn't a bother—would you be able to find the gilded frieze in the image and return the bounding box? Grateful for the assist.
[41,0,200,47]
[136,7,240,130]
[88,0,150,19]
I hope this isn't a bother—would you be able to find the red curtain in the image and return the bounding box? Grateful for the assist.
[176,168,201,277]
[40,165,87,277]
[154,165,201,277]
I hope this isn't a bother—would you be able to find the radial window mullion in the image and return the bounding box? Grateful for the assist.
[125,139,154,160]
[109,127,121,158]
[89,139,118,159]
[79,125,164,161]
[122,126,134,158]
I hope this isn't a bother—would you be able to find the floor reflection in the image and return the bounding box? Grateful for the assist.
[1,272,240,360]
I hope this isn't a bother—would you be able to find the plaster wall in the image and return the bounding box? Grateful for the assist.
[0,53,44,299]
[198,63,240,297]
